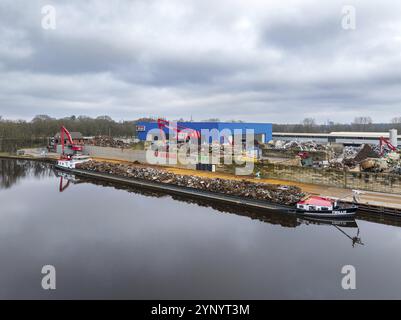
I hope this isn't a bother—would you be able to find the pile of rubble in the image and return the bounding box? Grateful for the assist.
[361,152,401,174]
[342,146,361,159]
[328,144,401,173]
[329,145,373,171]
[88,136,132,148]
[267,140,330,151]
[77,161,305,205]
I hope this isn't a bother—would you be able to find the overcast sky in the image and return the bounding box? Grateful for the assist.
[1,0,401,123]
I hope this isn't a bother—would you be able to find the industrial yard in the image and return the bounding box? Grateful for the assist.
[4,0,401,306]
[4,122,401,217]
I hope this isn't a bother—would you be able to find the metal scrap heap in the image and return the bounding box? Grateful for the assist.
[267,140,330,151]
[88,136,132,148]
[328,144,401,173]
[77,161,305,205]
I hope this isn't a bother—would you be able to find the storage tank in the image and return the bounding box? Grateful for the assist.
[389,129,398,147]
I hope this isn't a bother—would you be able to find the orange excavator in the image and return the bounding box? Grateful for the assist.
[59,126,83,159]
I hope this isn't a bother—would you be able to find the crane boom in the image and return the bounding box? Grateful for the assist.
[60,126,83,158]
[157,119,200,141]
[379,136,397,156]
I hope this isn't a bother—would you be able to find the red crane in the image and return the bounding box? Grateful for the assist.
[157,119,200,142]
[379,136,397,156]
[59,126,83,159]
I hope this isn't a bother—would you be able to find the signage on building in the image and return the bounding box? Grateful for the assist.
[136,125,146,132]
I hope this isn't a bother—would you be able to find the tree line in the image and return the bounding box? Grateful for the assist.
[273,116,401,133]
[1,115,401,139]
[0,115,149,139]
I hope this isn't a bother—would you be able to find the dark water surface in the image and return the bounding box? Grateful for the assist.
[1,159,401,299]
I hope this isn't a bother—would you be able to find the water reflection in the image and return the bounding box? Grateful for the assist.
[2,159,401,299]
[54,169,364,247]
[297,217,363,247]
[0,159,53,189]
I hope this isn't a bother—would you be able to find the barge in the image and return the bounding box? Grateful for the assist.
[56,158,357,218]
[54,163,295,213]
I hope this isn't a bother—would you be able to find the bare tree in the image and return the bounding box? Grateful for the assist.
[352,117,372,125]
[391,117,401,124]
[302,118,316,127]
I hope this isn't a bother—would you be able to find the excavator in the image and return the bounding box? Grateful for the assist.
[59,126,83,159]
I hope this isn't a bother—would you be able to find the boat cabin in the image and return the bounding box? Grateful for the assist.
[296,196,336,212]
[57,155,91,169]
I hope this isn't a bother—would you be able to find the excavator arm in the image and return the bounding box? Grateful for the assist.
[60,126,83,157]
[157,118,200,141]
[379,136,397,156]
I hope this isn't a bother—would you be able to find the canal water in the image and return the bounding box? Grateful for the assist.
[1,158,401,299]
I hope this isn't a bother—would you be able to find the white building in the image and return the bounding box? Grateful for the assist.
[273,130,400,146]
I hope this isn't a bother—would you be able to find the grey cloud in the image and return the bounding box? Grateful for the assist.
[1,0,401,123]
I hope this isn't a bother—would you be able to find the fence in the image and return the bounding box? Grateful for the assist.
[259,163,401,194]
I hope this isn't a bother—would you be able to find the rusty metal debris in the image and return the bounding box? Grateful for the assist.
[77,161,305,205]
[267,140,329,151]
[87,136,133,148]
[353,144,380,163]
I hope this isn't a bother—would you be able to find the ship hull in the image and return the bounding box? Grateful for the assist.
[296,206,357,218]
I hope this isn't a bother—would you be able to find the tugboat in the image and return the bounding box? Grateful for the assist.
[295,195,357,218]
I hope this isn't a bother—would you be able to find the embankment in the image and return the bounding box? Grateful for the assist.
[76,161,305,206]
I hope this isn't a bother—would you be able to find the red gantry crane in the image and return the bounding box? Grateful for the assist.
[59,126,83,159]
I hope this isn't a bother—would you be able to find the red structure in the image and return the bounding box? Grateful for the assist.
[59,126,83,159]
[297,196,334,208]
[157,118,200,141]
[379,136,397,156]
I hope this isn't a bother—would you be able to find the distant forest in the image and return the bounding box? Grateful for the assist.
[1,115,401,139]
[273,116,401,133]
[0,115,155,139]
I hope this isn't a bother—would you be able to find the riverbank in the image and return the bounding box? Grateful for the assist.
[3,153,401,217]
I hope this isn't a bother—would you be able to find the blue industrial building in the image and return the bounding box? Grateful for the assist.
[135,121,272,143]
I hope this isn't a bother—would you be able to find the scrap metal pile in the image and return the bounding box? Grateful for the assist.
[329,144,401,173]
[267,140,330,151]
[77,161,305,205]
[88,136,132,148]
[328,145,363,170]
